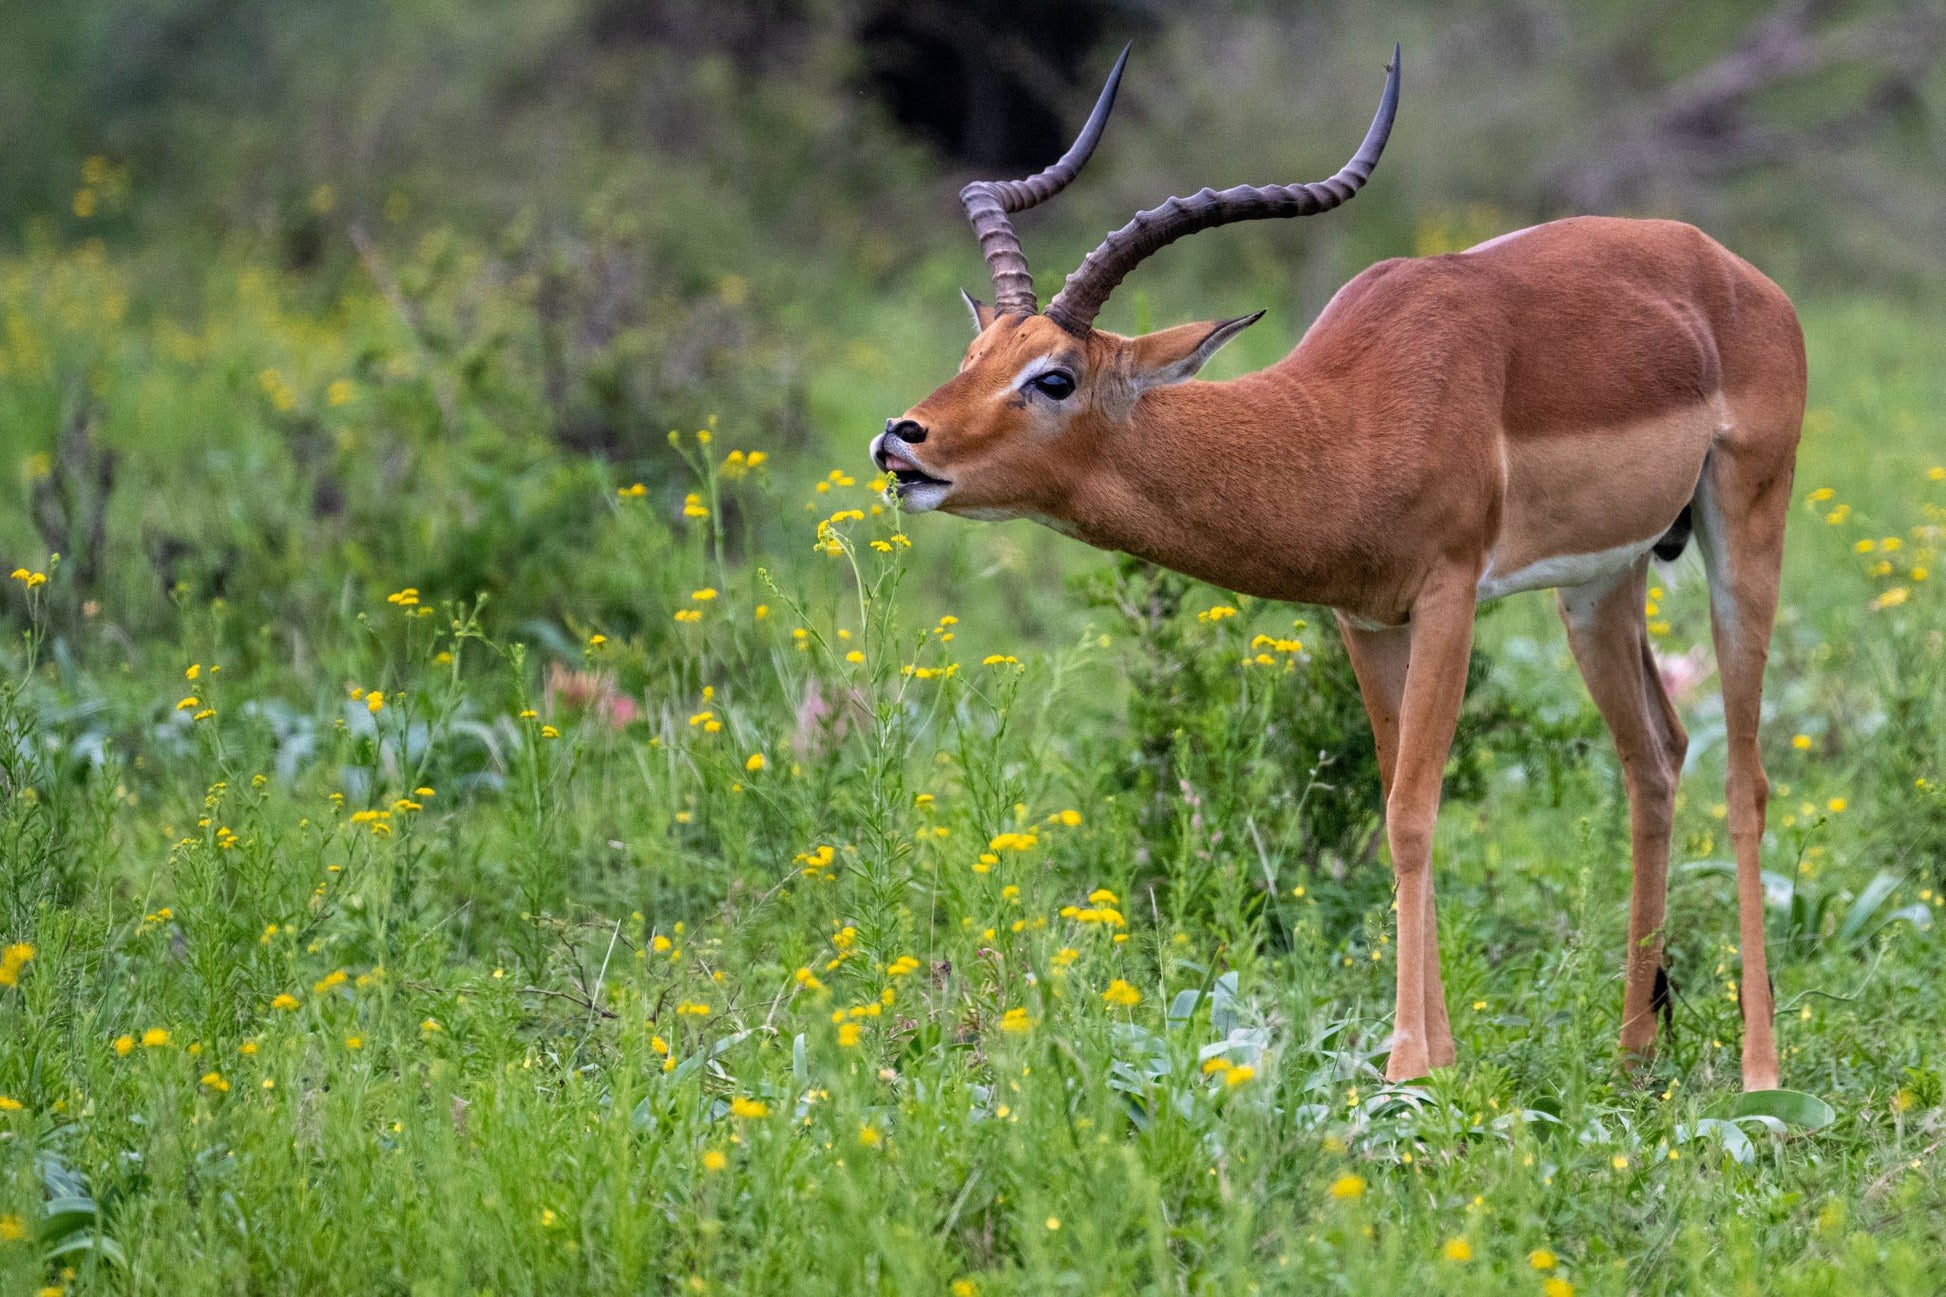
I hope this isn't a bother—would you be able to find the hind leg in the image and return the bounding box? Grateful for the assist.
[1695,433,1796,1092]
[1558,561,1688,1065]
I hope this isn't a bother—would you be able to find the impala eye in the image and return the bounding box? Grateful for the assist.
[1029,370,1076,401]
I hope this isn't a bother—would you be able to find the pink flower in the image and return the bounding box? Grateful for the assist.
[1654,645,1713,707]
[544,663,637,731]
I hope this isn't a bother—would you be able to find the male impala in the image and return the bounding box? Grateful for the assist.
[871,47,1804,1089]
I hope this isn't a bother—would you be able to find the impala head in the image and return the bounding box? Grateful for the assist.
[873,42,1402,517]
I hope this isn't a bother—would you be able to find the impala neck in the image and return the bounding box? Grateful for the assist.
[1057,368,1367,604]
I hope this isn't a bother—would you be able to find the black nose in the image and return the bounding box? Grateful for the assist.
[884,417,927,444]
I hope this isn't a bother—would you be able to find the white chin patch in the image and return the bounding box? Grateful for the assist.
[892,481,951,513]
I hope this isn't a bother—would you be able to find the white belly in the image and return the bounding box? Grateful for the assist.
[1475,537,1657,603]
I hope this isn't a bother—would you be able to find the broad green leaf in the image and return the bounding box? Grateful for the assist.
[1837,872,1903,947]
[1706,1088,1836,1130]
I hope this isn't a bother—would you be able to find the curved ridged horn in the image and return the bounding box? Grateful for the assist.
[959,43,1131,317]
[1045,45,1400,335]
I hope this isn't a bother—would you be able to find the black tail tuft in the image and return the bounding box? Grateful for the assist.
[1652,505,1693,562]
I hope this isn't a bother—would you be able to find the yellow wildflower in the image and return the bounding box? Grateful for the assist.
[1329,1173,1366,1199]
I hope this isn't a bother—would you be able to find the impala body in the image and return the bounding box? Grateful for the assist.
[874,48,1804,1089]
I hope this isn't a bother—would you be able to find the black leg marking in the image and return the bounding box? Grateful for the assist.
[1653,963,1675,1036]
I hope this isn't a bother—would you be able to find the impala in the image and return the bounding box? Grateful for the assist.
[871,46,1804,1089]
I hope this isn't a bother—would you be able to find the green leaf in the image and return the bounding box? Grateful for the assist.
[37,1196,101,1245]
[44,1232,127,1268]
[1706,1088,1837,1130]
[1836,872,1902,947]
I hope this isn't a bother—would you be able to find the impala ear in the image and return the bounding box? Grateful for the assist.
[1128,311,1265,389]
[960,290,998,334]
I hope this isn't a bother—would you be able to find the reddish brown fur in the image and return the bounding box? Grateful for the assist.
[882,214,1805,1088]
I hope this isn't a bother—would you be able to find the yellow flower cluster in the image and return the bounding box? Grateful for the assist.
[1243,632,1305,668]
[814,507,867,557]
[1329,1173,1365,1200]
[1061,887,1126,929]
[0,942,34,987]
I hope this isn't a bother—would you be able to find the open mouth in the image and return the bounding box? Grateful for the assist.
[874,444,950,495]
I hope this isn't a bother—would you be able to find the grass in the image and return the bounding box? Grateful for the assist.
[1,229,1944,1295]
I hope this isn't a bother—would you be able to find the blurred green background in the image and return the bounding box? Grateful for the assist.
[4,8,1946,1291]
[1,0,1943,646]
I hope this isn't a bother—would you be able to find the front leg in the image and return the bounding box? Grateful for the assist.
[1377,570,1478,1082]
[1337,613,1453,1069]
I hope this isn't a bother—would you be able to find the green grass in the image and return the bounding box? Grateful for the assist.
[2,233,1945,1295]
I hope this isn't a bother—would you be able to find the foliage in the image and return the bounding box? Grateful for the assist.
[2,4,1946,1289]
[4,270,1946,1291]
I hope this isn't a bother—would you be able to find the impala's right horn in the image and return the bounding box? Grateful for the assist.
[958,43,1130,319]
